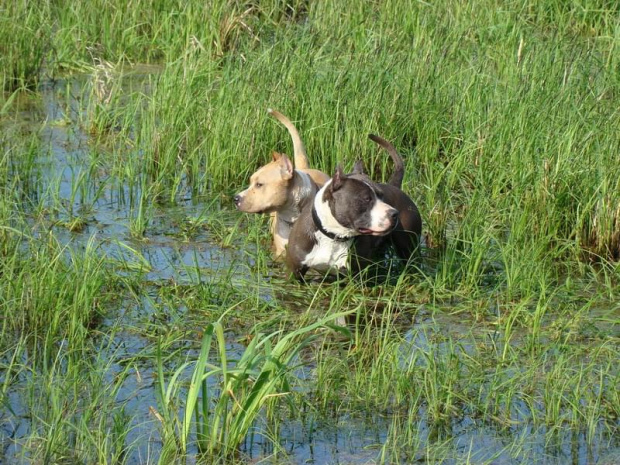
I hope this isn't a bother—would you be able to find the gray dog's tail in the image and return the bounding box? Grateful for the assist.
[368,134,404,189]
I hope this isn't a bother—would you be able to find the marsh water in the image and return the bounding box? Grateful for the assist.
[2,71,619,464]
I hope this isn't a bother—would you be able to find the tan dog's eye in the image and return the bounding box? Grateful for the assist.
[255,183,263,188]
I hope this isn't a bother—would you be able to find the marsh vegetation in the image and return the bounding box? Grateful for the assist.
[1,0,619,463]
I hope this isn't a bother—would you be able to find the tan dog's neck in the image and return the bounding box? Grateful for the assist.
[276,170,314,224]
[270,170,318,260]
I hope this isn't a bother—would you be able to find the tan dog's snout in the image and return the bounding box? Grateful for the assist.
[233,188,265,213]
[233,192,244,209]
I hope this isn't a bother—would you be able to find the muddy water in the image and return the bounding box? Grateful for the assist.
[2,73,618,464]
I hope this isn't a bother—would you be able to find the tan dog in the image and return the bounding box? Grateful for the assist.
[234,110,329,258]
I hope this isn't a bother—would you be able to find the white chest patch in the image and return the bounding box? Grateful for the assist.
[301,231,353,274]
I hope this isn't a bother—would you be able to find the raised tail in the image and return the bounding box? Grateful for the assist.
[268,108,310,170]
[368,134,404,188]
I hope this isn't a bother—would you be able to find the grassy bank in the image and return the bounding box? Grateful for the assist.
[1,0,619,463]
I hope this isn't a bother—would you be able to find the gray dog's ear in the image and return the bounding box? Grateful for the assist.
[352,160,366,175]
[331,165,345,191]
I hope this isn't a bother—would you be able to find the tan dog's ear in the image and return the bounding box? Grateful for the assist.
[276,152,294,178]
[272,151,283,162]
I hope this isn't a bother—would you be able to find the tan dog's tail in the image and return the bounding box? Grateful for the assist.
[268,108,310,170]
[368,134,405,189]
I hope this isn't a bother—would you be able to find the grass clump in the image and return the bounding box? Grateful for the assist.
[0,1,50,91]
[154,314,351,462]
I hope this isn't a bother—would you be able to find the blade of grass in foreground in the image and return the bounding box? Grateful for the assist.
[156,309,352,461]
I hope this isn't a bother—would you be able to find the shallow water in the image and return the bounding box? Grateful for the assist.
[1,72,618,464]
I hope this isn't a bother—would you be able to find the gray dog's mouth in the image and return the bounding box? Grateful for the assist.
[358,227,389,236]
[357,218,398,236]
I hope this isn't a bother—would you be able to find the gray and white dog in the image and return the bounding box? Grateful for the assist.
[286,134,422,281]
[286,166,399,280]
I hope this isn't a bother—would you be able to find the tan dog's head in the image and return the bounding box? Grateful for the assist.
[234,152,295,213]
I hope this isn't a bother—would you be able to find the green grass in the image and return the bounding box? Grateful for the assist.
[1,0,620,463]
[154,311,350,462]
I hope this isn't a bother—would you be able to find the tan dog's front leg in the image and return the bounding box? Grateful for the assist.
[270,212,288,259]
